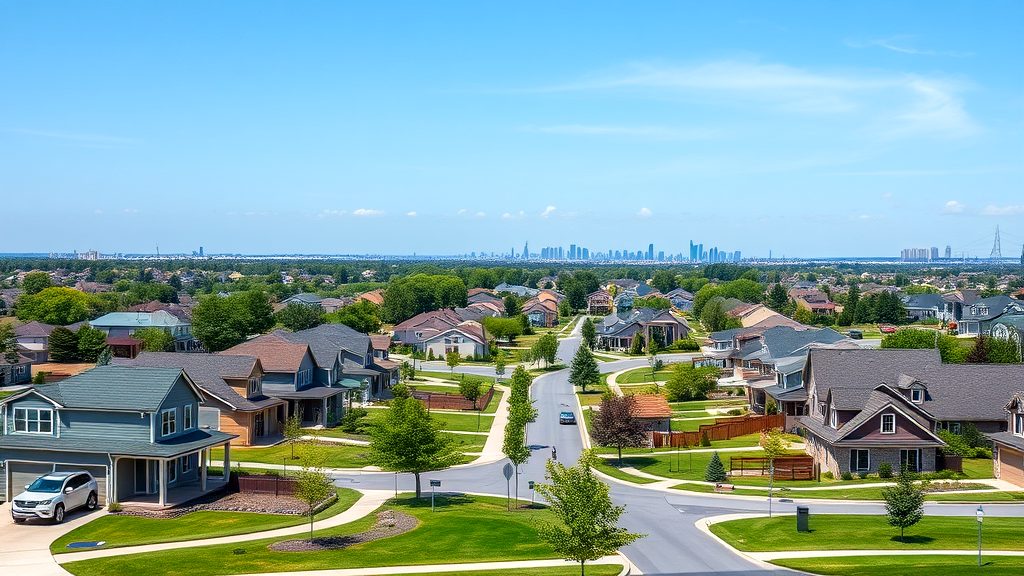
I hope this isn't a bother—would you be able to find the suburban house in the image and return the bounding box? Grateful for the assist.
[902,293,944,322]
[664,288,694,312]
[356,289,385,306]
[392,309,490,358]
[727,303,799,329]
[467,288,504,309]
[613,283,658,312]
[522,292,559,327]
[280,324,398,401]
[0,366,236,506]
[0,354,33,387]
[988,392,1024,488]
[586,290,612,315]
[89,310,201,352]
[955,295,1024,337]
[14,321,57,363]
[494,283,539,298]
[126,300,192,321]
[630,394,673,433]
[940,289,981,323]
[221,333,346,427]
[280,293,323,308]
[596,308,690,351]
[788,288,838,316]
[799,347,1024,475]
[116,353,287,446]
[991,315,1024,347]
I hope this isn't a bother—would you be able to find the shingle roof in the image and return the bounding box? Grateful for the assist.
[90,310,188,329]
[221,333,312,373]
[629,394,672,419]
[8,365,193,412]
[902,293,944,310]
[369,334,391,351]
[0,429,235,458]
[807,348,943,392]
[987,431,1024,452]
[116,352,282,412]
[14,321,56,338]
[282,324,371,368]
[961,296,1022,321]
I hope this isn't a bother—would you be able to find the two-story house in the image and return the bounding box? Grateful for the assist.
[392,309,490,359]
[902,293,944,322]
[596,308,690,351]
[956,295,1024,336]
[0,366,235,506]
[221,334,345,427]
[14,321,57,364]
[279,324,397,401]
[117,353,287,446]
[586,290,612,315]
[89,310,201,352]
[989,392,1024,488]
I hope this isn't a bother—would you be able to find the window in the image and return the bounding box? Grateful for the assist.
[247,377,261,397]
[910,389,923,403]
[161,408,176,436]
[949,421,962,434]
[183,404,193,430]
[881,413,896,434]
[1015,414,1023,436]
[829,408,837,428]
[900,449,920,472]
[297,369,312,387]
[850,449,870,472]
[13,408,53,434]
[180,455,193,474]
[167,460,177,483]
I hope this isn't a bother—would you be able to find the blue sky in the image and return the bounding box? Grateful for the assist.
[2,1,1022,257]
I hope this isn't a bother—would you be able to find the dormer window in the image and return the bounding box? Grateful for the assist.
[247,377,261,397]
[830,407,837,428]
[881,413,896,434]
[910,389,923,404]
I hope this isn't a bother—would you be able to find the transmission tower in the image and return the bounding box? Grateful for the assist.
[990,225,1002,259]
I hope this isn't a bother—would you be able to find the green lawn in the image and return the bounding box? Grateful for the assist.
[669,399,747,411]
[433,412,494,433]
[711,514,1024,552]
[430,567,621,576]
[62,495,566,576]
[213,441,374,469]
[408,383,463,394]
[616,366,673,384]
[672,482,1019,502]
[312,428,370,441]
[590,459,660,484]
[773,555,1024,576]
[52,489,361,554]
[577,388,608,406]
[482,389,504,414]
[607,450,808,486]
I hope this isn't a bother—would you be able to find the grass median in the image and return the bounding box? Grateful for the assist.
[773,555,1024,576]
[51,488,361,554]
[61,495,568,576]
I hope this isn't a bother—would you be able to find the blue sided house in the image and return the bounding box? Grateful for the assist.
[0,366,236,507]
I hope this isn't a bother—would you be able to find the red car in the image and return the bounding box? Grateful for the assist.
[879,325,897,334]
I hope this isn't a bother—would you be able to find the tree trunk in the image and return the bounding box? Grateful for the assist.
[309,511,314,542]
[414,472,422,498]
[514,464,519,508]
[580,559,586,576]
[618,445,623,465]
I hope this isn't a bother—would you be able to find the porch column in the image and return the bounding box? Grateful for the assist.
[222,442,231,478]
[158,459,167,507]
[322,398,328,426]
[200,449,208,491]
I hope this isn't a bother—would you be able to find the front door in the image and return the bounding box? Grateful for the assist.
[254,412,265,437]
[134,460,150,494]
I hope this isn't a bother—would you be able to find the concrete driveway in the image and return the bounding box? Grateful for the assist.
[0,502,105,575]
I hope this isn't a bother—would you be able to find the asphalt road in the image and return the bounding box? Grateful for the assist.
[333,329,1021,575]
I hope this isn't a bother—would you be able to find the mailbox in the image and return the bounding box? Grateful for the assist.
[796,506,809,532]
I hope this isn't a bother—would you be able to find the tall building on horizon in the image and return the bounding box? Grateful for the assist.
[945,245,952,259]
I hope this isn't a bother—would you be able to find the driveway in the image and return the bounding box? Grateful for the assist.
[0,502,105,575]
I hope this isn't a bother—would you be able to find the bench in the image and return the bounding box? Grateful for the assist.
[714,483,735,492]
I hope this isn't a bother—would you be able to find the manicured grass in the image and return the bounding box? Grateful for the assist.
[961,456,995,479]
[213,441,373,469]
[312,427,370,441]
[774,555,1024,576]
[669,399,747,411]
[616,366,673,384]
[609,450,806,486]
[482,388,504,414]
[433,411,495,433]
[51,488,361,553]
[428,566,622,576]
[408,383,463,394]
[62,495,565,576]
[592,353,620,362]
[711,514,1024,552]
[577,389,608,406]
[590,459,660,484]
[672,483,1017,501]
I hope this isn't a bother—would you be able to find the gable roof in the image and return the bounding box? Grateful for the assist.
[357,289,385,305]
[3,365,198,412]
[279,324,372,369]
[282,292,322,305]
[806,347,943,392]
[90,310,188,329]
[902,293,944,310]
[14,320,57,338]
[221,333,313,373]
[629,394,672,419]
[369,334,391,351]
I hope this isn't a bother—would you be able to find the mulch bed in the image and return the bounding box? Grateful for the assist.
[268,510,418,552]
[117,492,335,519]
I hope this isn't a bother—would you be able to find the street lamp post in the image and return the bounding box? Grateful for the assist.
[977,505,984,567]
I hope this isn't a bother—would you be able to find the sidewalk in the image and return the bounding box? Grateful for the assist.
[227,556,626,576]
[56,490,392,563]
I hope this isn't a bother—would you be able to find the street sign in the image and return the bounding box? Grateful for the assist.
[528,481,535,489]
[502,463,514,480]
[429,479,441,487]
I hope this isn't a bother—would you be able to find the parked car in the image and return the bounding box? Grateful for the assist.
[879,325,897,334]
[847,329,863,339]
[559,411,576,425]
[11,471,99,524]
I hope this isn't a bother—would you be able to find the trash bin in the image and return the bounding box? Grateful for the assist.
[796,506,809,532]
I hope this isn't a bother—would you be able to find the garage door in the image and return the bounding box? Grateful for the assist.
[1000,447,1024,488]
[54,464,108,505]
[5,462,54,502]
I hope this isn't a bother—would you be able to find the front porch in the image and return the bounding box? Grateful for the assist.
[112,442,234,508]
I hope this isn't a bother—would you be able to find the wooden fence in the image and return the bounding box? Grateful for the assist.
[238,474,297,496]
[729,455,815,480]
[412,385,495,412]
[938,453,964,473]
[650,414,786,448]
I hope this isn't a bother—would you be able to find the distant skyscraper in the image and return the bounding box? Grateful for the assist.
[523,242,529,260]
[199,246,204,257]
[582,247,589,260]
[647,243,654,260]
[945,245,951,259]
[930,247,939,261]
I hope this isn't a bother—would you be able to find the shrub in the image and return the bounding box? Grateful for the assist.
[937,428,973,457]
[336,407,369,434]
[878,462,894,479]
[973,447,993,459]
[726,408,744,416]
[857,471,869,479]
[107,502,122,513]
[923,469,957,480]
[960,423,988,449]
[841,471,854,481]
[700,431,711,447]
[822,471,834,480]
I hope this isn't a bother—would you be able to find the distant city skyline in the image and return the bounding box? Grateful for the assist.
[2,2,1022,256]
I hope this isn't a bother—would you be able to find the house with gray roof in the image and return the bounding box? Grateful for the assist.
[116,352,287,446]
[0,366,235,506]
[596,308,690,351]
[280,323,397,401]
[280,293,324,308]
[89,310,200,352]
[494,283,538,298]
[956,295,1024,336]
[901,293,944,322]
[988,392,1024,488]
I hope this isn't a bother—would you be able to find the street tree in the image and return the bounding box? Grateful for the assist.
[459,377,482,409]
[535,453,643,576]
[502,420,530,507]
[883,467,925,543]
[581,317,597,350]
[367,396,462,497]
[590,396,647,464]
[445,350,461,375]
[532,333,559,368]
[568,345,599,393]
[293,441,333,541]
[494,350,506,381]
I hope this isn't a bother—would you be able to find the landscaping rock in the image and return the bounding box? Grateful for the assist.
[268,510,418,552]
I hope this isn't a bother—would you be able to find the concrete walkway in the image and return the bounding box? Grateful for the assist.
[301,435,370,446]
[226,556,626,576]
[0,502,103,576]
[55,489,392,563]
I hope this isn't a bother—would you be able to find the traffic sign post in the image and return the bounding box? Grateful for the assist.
[503,463,514,510]
[429,479,441,512]
[528,480,535,505]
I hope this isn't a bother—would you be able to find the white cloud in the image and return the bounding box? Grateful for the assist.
[540,205,557,218]
[457,208,468,216]
[501,211,525,220]
[637,207,653,218]
[352,208,384,217]
[521,124,719,140]
[846,36,973,58]
[405,211,417,217]
[475,211,487,218]
[981,204,1024,216]
[943,200,966,214]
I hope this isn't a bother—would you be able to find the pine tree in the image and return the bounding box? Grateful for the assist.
[629,333,646,356]
[883,467,925,542]
[704,451,727,482]
[568,345,599,393]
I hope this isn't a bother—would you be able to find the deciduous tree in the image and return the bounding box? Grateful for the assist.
[568,345,599,393]
[22,271,52,295]
[590,396,647,464]
[883,467,925,543]
[367,396,462,497]
[581,317,597,350]
[133,327,175,352]
[275,302,325,331]
[665,364,719,402]
[325,300,382,333]
[293,441,333,541]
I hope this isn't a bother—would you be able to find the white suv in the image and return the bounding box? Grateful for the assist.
[12,471,99,524]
